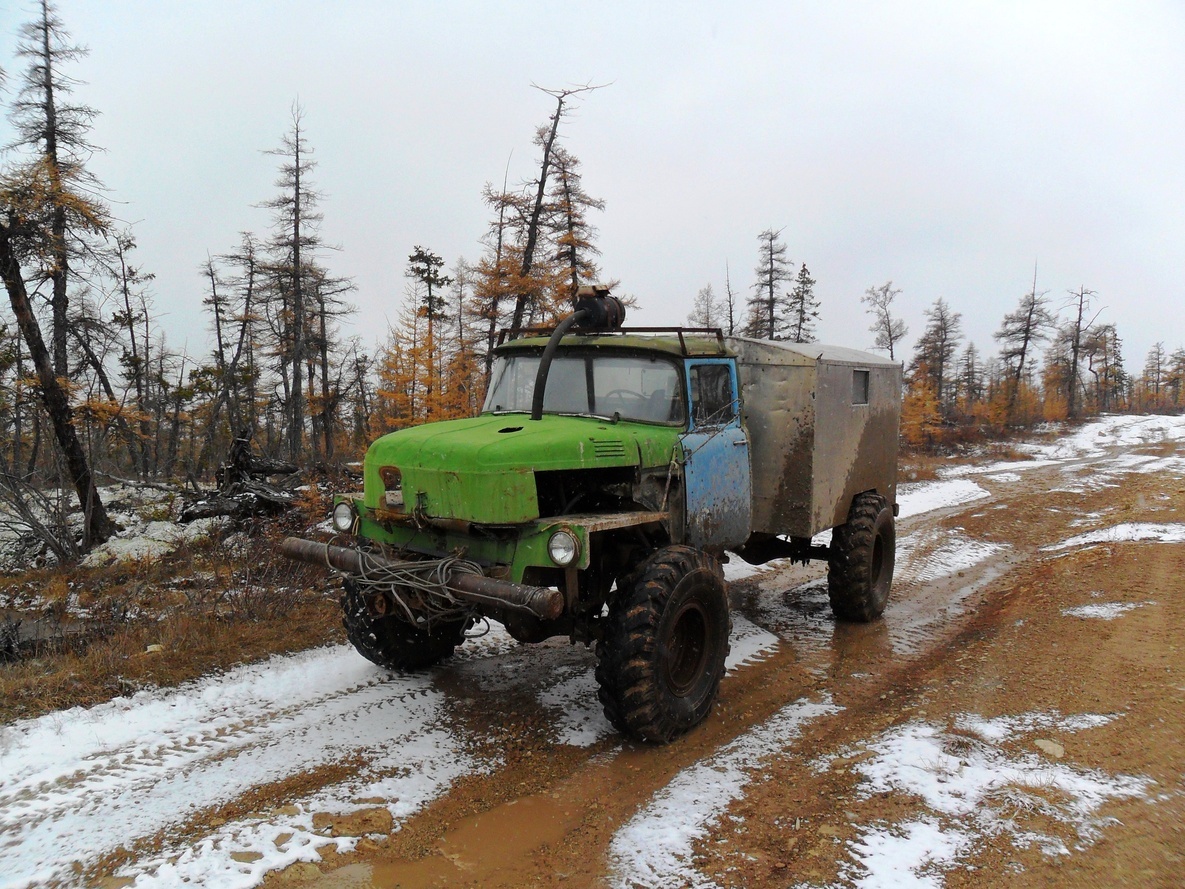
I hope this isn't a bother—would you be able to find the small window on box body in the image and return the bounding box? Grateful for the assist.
[853,370,870,405]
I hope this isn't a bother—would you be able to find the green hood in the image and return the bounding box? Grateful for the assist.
[364,413,681,524]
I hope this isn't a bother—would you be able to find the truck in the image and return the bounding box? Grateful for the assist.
[282,285,902,743]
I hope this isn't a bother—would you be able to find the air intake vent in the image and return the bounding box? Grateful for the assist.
[591,439,626,458]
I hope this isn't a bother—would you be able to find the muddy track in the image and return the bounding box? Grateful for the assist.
[4,417,1183,889]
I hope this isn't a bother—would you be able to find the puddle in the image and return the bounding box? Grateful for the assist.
[308,757,615,887]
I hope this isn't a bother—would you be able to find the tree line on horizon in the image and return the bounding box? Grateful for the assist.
[0,1,1180,556]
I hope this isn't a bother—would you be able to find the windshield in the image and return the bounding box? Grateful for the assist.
[483,351,687,425]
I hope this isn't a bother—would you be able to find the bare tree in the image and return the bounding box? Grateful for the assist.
[1060,286,1099,419]
[722,262,737,336]
[861,281,908,360]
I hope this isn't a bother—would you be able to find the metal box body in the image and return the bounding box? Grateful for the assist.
[727,337,901,539]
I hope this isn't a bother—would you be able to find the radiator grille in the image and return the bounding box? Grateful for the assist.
[591,439,626,458]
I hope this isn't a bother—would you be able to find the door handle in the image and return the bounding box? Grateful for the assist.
[733,439,748,447]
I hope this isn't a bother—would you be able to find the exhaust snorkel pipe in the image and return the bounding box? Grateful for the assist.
[530,285,626,421]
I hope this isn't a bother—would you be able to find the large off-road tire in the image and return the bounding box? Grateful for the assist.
[595,546,731,744]
[828,492,895,622]
[341,580,467,671]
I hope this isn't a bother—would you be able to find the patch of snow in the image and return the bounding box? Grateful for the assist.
[843,818,970,889]
[896,480,990,519]
[82,516,229,567]
[895,529,1006,585]
[722,556,765,581]
[1042,522,1185,551]
[842,714,1150,884]
[725,613,780,672]
[1062,602,1152,620]
[608,696,838,889]
[537,666,613,747]
[984,471,1021,483]
[0,645,478,889]
[953,710,1117,743]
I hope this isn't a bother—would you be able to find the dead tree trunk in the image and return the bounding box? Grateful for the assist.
[0,219,114,546]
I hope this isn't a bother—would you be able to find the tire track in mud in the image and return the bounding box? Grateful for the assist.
[0,648,471,889]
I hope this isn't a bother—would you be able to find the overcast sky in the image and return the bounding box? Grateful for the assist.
[1,1,1182,373]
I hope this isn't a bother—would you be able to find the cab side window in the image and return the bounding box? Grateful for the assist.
[689,364,736,427]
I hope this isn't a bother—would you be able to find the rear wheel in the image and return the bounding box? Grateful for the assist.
[827,492,895,622]
[595,546,730,743]
[341,580,467,670]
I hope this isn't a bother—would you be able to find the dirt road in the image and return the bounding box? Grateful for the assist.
[3,415,1183,888]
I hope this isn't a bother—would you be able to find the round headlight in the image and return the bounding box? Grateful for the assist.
[332,501,357,533]
[547,530,579,566]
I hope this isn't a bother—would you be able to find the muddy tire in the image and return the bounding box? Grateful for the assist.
[828,492,895,622]
[341,580,466,671]
[595,546,731,744]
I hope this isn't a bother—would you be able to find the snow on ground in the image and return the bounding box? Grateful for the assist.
[834,712,1151,887]
[1042,522,1185,551]
[1062,602,1153,620]
[942,414,1185,482]
[0,646,475,889]
[608,696,839,889]
[725,613,781,672]
[896,480,990,520]
[895,529,1006,585]
[0,603,794,888]
[82,516,229,567]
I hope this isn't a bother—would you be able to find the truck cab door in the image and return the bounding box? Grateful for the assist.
[680,359,753,549]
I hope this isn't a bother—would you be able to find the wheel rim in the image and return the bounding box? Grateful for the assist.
[870,534,884,583]
[664,600,710,697]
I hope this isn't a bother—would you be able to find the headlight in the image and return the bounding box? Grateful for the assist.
[547,530,580,566]
[332,501,357,533]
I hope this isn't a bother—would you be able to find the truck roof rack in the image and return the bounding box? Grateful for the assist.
[497,326,728,356]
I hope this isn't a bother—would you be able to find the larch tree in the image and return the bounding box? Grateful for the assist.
[507,84,603,332]
[786,263,819,344]
[0,168,114,545]
[1142,342,1167,410]
[1083,323,1124,413]
[686,283,723,328]
[747,228,791,339]
[406,247,451,420]
[108,231,155,477]
[861,281,908,360]
[910,297,962,408]
[8,0,101,377]
[1059,286,1098,419]
[259,103,323,463]
[994,274,1056,421]
[549,143,604,307]
[1168,346,1185,409]
[722,262,738,335]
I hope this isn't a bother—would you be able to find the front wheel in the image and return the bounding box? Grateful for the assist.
[341,580,467,670]
[827,492,895,622]
[595,546,731,744]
